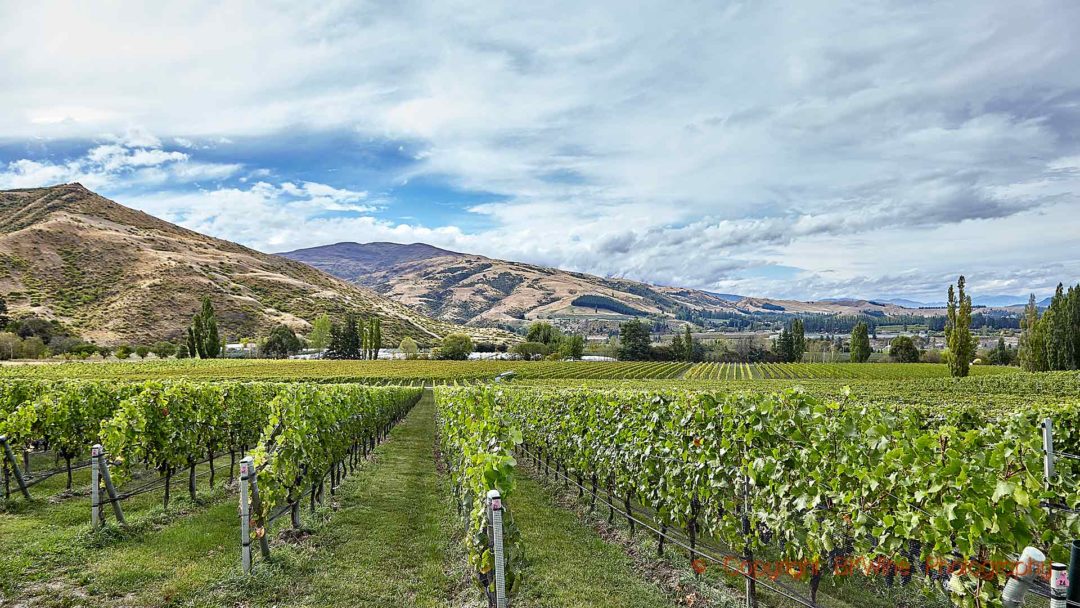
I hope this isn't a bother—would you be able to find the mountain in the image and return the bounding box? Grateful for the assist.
[866,298,933,308]
[283,242,462,283]
[0,184,512,346]
[972,295,1032,307]
[279,242,952,327]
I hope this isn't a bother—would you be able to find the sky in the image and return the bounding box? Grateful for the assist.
[1,1,1078,302]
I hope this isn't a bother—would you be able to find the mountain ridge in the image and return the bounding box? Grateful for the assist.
[0,185,512,346]
[279,241,985,328]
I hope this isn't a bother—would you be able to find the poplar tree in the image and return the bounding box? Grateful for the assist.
[1018,294,1048,371]
[850,322,871,363]
[945,276,974,377]
[371,317,382,360]
[791,319,806,362]
[683,325,694,362]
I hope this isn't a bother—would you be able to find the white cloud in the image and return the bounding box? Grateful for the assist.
[0,1,1079,298]
[122,182,455,252]
[0,140,239,190]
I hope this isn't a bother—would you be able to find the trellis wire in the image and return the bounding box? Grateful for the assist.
[517,445,821,608]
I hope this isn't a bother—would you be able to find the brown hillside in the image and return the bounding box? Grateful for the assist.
[0,184,513,347]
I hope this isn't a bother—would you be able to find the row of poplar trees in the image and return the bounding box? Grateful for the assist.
[1019,283,1080,371]
[325,314,382,360]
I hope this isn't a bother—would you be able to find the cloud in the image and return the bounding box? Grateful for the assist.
[0,1,1079,299]
[0,139,240,190]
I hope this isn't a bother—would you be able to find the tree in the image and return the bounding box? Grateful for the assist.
[115,345,133,360]
[326,315,362,359]
[791,319,806,362]
[987,337,1015,366]
[559,334,586,360]
[436,333,473,360]
[850,322,871,363]
[526,322,562,347]
[512,341,551,360]
[671,332,685,361]
[1044,284,1076,370]
[261,324,302,359]
[188,296,222,359]
[20,337,46,359]
[680,325,697,362]
[775,327,795,362]
[308,314,332,350]
[889,336,920,363]
[945,276,974,377]
[1022,284,1080,371]
[0,295,8,329]
[369,317,382,360]
[15,317,55,342]
[151,341,177,359]
[135,345,151,359]
[187,327,198,360]
[176,343,189,359]
[0,333,19,360]
[399,336,419,359]
[618,319,652,361]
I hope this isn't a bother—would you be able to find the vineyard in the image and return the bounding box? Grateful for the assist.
[435,382,1080,607]
[2,362,1079,607]
[0,358,1022,383]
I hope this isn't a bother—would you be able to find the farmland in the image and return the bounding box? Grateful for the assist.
[1,360,1078,608]
[0,358,1022,383]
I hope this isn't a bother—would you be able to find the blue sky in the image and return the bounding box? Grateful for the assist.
[1,1,1078,301]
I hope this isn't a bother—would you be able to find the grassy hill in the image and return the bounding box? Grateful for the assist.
[0,184,513,347]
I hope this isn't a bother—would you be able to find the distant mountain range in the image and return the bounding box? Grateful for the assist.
[0,185,513,346]
[830,296,1051,308]
[280,242,1007,328]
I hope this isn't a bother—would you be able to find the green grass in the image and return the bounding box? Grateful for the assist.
[0,451,235,601]
[510,475,677,608]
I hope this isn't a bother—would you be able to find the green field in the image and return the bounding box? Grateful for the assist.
[1,360,1076,608]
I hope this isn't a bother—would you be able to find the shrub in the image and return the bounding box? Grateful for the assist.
[435,334,473,360]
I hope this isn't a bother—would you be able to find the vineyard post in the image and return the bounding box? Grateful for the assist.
[1043,418,1056,486]
[239,456,252,574]
[99,450,126,525]
[248,464,271,559]
[487,490,507,608]
[91,444,102,528]
[0,436,30,499]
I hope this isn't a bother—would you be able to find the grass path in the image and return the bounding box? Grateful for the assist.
[73,390,454,608]
[509,474,677,608]
[259,388,452,607]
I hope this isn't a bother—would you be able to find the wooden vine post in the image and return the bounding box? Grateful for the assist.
[0,435,30,500]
